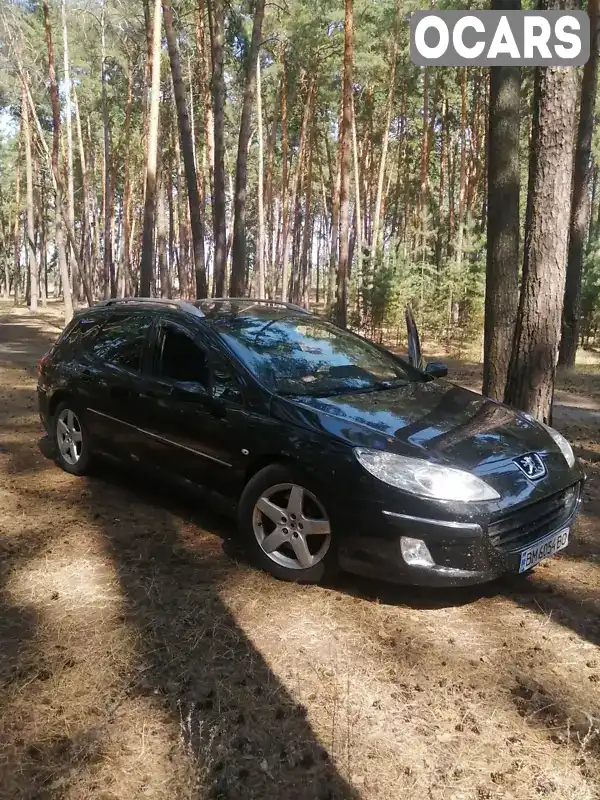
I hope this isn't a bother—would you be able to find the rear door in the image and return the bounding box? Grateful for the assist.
[83,311,155,461]
[137,317,247,491]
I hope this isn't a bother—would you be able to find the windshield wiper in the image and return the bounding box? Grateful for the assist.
[373,378,407,390]
[277,378,407,399]
[276,385,368,398]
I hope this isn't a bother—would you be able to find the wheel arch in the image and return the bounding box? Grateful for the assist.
[243,454,296,487]
[48,389,74,419]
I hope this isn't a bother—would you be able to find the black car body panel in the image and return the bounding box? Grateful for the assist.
[37,299,585,587]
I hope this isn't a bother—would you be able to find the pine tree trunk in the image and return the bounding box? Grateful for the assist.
[300,104,316,309]
[371,29,397,261]
[173,115,189,298]
[61,0,78,301]
[121,64,134,296]
[157,170,169,298]
[351,94,363,299]
[74,88,91,293]
[418,67,430,221]
[448,128,456,257]
[587,163,598,252]
[163,0,208,298]
[281,76,314,303]
[505,40,578,422]
[88,116,101,293]
[22,83,37,312]
[468,69,485,221]
[436,97,448,268]
[24,79,95,306]
[328,100,343,309]
[230,0,266,296]
[392,80,406,241]
[40,179,48,303]
[109,158,117,291]
[279,55,290,300]
[167,163,177,292]
[2,218,9,299]
[140,0,162,297]
[32,149,44,305]
[42,0,73,323]
[100,2,113,298]
[336,0,353,328]
[256,56,266,298]
[456,67,468,266]
[483,0,520,402]
[264,79,279,294]
[207,0,227,296]
[13,116,22,305]
[558,0,599,367]
[197,0,214,206]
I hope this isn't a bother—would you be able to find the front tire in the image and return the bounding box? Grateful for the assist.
[53,401,92,476]
[238,464,339,584]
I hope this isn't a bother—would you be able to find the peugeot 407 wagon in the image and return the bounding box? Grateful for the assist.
[37,297,584,587]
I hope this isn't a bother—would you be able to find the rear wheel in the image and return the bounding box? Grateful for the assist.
[53,401,92,476]
[238,464,338,584]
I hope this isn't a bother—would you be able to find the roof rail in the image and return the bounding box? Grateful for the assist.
[94,297,204,317]
[200,297,311,315]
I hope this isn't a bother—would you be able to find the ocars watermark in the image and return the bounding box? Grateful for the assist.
[410,10,589,66]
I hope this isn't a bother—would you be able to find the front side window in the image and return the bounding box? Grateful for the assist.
[215,316,420,397]
[90,313,153,371]
[157,324,209,387]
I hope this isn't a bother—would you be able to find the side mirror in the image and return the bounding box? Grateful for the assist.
[425,362,448,379]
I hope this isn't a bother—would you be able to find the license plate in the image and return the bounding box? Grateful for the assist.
[519,528,569,573]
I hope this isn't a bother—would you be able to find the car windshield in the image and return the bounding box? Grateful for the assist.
[214,314,421,397]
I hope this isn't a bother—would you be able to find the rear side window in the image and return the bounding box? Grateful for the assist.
[54,316,103,359]
[90,313,153,372]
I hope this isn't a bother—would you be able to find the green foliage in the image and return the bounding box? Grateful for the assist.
[582,240,600,342]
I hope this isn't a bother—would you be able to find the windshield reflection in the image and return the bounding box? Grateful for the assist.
[214,315,419,397]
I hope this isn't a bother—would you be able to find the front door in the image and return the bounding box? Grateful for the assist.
[137,318,246,492]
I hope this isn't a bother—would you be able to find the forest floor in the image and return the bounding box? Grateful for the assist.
[0,299,599,800]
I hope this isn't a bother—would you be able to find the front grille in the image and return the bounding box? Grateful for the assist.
[488,483,580,552]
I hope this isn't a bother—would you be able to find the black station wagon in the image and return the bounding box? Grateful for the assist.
[37,297,584,586]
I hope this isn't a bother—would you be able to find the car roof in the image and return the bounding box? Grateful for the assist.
[77,297,310,324]
[194,298,310,322]
[91,297,203,317]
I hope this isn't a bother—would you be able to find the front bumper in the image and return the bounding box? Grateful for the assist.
[337,483,583,587]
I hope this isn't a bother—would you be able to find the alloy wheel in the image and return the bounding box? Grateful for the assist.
[252,482,331,570]
[56,408,83,466]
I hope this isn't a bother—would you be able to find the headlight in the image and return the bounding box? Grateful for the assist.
[542,423,575,467]
[354,448,500,502]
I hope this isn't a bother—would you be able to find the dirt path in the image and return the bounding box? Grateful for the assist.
[1,302,599,800]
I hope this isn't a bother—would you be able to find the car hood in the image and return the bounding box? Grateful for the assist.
[271,380,580,504]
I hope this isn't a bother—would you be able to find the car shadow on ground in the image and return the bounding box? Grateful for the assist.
[42,451,360,800]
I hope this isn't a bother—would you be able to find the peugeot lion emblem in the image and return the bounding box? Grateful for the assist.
[513,453,546,480]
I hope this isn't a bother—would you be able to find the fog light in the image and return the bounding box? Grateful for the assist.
[400,536,435,567]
